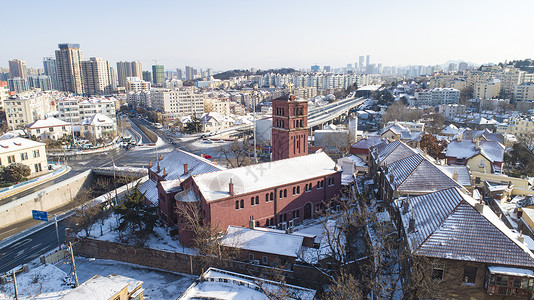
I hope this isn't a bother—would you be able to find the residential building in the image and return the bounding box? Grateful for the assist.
[203,98,230,116]
[81,57,115,95]
[474,78,501,100]
[4,91,53,129]
[116,61,142,87]
[151,65,164,85]
[439,104,466,121]
[7,77,29,93]
[0,81,8,110]
[8,59,27,78]
[397,187,534,299]
[0,137,47,176]
[142,71,152,83]
[126,77,150,92]
[514,82,534,102]
[445,137,505,174]
[56,97,116,124]
[26,117,71,140]
[179,268,315,300]
[350,135,384,164]
[127,90,151,108]
[27,75,52,91]
[480,98,510,111]
[272,94,308,161]
[55,43,85,95]
[185,66,195,80]
[80,113,116,139]
[199,112,233,132]
[150,88,204,119]
[496,115,534,139]
[413,88,460,106]
[42,57,59,90]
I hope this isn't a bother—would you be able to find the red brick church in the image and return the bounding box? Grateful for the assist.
[143,93,342,246]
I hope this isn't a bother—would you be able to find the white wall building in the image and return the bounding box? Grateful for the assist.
[151,88,204,119]
[4,91,54,129]
[0,137,48,176]
[26,117,71,140]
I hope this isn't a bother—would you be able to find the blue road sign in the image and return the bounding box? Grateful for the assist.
[32,210,48,221]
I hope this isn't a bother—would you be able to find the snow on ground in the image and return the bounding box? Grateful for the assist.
[57,258,196,300]
[190,140,231,149]
[0,258,196,300]
[0,264,69,299]
[83,213,198,255]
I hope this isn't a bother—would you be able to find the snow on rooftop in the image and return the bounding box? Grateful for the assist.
[27,117,70,129]
[220,226,304,258]
[0,137,44,154]
[488,266,534,278]
[138,179,158,206]
[193,151,339,202]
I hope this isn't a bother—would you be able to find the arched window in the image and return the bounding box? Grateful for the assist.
[280,190,283,198]
[265,193,269,202]
[292,187,296,194]
[270,192,274,201]
[284,189,287,197]
[297,186,300,194]
[251,197,254,206]
[255,196,259,205]
[235,201,239,210]
[240,200,244,209]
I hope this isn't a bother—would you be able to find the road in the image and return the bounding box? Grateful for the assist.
[0,118,232,273]
[0,218,66,273]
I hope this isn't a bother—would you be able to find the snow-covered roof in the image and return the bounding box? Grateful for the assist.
[220,226,304,258]
[437,165,472,187]
[151,149,223,181]
[193,151,339,202]
[27,117,70,129]
[0,137,44,154]
[0,130,26,140]
[81,113,114,126]
[441,124,459,135]
[159,179,183,193]
[59,274,141,300]
[138,179,158,206]
[351,136,384,150]
[488,266,534,278]
[179,267,316,300]
[397,188,534,267]
[446,139,504,163]
[373,140,418,166]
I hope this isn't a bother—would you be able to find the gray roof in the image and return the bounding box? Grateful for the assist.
[398,188,534,267]
[387,154,463,193]
[375,140,418,166]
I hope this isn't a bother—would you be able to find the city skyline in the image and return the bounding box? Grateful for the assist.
[2,0,534,70]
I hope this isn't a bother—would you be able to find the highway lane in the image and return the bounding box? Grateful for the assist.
[0,218,66,273]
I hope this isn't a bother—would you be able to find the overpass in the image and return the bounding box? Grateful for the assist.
[92,166,147,177]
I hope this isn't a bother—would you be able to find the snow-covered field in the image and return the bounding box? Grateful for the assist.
[0,258,196,300]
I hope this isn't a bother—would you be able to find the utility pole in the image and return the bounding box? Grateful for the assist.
[253,89,258,164]
[69,242,79,287]
[12,269,18,300]
[111,155,119,205]
[54,215,61,250]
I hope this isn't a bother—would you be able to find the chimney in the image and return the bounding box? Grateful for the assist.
[157,162,160,173]
[518,230,525,244]
[475,138,480,151]
[249,217,255,230]
[475,200,484,213]
[457,134,462,142]
[452,171,459,182]
[229,179,234,195]
[184,163,189,174]
[149,160,153,168]
[163,168,167,177]
[159,155,163,161]
[334,164,338,171]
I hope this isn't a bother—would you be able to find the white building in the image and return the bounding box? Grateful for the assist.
[80,113,116,139]
[204,98,231,116]
[199,112,233,132]
[413,88,460,106]
[26,117,71,140]
[439,104,466,121]
[514,82,534,102]
[4,91,54,129]
[126,76,151,92]
[56,97,116,124]
[151,88,204,119]
[0,137,47,176]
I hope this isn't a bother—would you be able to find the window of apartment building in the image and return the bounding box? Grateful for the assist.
[36,129,40,133]
[463,266,477,284]
[262,256,268,264]
[49,127,54,132]
[20,152,28,161]
[432,265,444,281]
[249,254,254,261]
[7,155,15,164]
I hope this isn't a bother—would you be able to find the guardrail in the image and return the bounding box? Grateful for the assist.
[0,165,68,195]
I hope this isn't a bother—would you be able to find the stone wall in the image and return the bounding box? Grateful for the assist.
[72,238,330,289]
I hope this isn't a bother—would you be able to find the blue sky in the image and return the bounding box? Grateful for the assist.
[3,0,534,71]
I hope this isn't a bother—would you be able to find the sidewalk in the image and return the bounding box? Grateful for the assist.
[0,165,71,200]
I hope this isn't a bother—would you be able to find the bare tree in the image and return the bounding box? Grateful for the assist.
[217,139,254,168]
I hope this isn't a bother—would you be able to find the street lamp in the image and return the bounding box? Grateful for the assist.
[105,152,119,205]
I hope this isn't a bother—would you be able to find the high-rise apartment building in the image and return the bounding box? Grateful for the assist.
[359,56,364,70]
[152,65,164,85]
[28,75,53,91]
[366,55,370,68]
[0,81,9,111]
[7,77,29,93]
[150,88,204,118]
[142,71,152,83]
[81,57,114,95]
[116,61,142,87]
[9,59,27,79]
[55,43,85,95]
[126,77,151,92]
[43,57,59,90]
[185,66,195,81]
[176,68,183,80]
[4,91,54,128]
